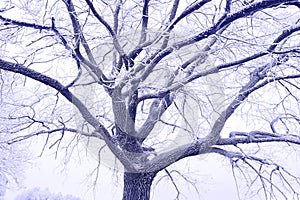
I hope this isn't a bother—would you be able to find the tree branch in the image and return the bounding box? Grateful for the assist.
[168,0,211,31]
[139,0,149,44]
[84,0,126,58]
[211,146,300,199]
[113,0,122,34]
[0,15,51,30]
[174,0,298,49]
[62,0,110,85]
[0,59,112,143]
[0,14,83,88]
[164,23,300,91]
[217,131,300,146]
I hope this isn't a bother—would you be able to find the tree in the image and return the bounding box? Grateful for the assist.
[0,140,25,199]
[15,187,81,200]
[0,72,29,199]
[0,0,300,199]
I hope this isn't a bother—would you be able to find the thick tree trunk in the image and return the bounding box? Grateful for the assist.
[122,172,157,200]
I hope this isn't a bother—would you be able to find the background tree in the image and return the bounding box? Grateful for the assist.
[0,0,300,200]
[0,71,29,199]
[0,137,26,199]
[15,187,81,200]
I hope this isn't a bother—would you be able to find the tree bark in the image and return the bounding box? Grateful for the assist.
[122,172,157,200]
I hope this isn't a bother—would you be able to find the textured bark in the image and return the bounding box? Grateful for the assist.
[122,172,157,200]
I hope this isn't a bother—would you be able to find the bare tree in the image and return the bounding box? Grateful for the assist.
[0,70,30,199]
[1,0,300,199]
[0,138,25,199]
[15,187,81,200]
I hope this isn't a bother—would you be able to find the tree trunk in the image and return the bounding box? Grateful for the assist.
[122,172,157,200]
